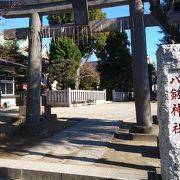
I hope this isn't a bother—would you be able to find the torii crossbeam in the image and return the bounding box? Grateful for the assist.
[1,0,179,133]
[1,0,148,18]
[3,13,180,40]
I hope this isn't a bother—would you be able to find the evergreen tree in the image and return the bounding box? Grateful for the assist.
[48,37,82,89]
[48,13,73,25]
[97,31,132,93]
[48,10,108,89]
[0,40,19,58]
[48,10,108,59]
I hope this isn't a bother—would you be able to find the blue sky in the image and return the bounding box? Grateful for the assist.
[0,3,164,64]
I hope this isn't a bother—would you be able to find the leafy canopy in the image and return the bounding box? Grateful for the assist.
[97,31,133,92]
[48,9,108,89]
[0,40,19,58]
[50,36,81,64]
[49,37,82,89]
[80,62,100,90]
[48,10,108,58]
[160,0,180,44]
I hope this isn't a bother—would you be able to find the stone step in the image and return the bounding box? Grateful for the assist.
[0,117,16,126]
[115,122,159,142]
[0,116,25,141]
[0,112,19,119]
[0,159,150,180]
[114,132,133,140]
[12,117,26,126]
[114,131,158,142]
[0,113,56,127]
[130,132,158,142]
[0,116,26,126]
[0,113,57,139]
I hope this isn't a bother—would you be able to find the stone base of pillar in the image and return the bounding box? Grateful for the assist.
[115,121,159,143]
[20,113,57,136]
[129,124,157,134]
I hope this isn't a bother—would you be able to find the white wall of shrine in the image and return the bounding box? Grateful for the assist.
[0,76,16,108]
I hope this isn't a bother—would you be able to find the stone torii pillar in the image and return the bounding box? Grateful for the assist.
[26,12,42,125]
[129,0,152,132]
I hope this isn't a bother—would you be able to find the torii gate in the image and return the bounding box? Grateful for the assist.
[1,0,180,132]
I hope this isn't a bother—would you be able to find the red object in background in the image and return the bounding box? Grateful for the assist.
[3,102,7,109]
[19,83,27,90]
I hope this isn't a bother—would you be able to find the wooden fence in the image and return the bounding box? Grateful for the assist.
[45,90,69,107]
[112,90,131,102]
[45,88,106,107]
[16,88,106,107]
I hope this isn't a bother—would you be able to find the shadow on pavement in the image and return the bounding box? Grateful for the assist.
[0,117,159,178]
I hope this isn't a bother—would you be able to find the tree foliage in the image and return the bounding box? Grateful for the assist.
[48,10,108,58]
[148,0,180,43]
[48,10,108,89]
[80,62,100,90]
[97,31,132,92]
[78,10,108,58]
[0,40,19,58]
[48,9,106,25]
[48,13,73,25]
[48,37,82,89]
[160,0,180,44]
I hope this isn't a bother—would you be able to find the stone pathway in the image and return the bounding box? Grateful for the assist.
[20,118,121,165]
[0,102,159,179]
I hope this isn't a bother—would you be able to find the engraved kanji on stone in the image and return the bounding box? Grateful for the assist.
[170,76,180,84]
[172,123,180,134]
[171,104,180,117]
[170,89,180,100]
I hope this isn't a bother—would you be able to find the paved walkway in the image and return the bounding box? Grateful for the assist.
[52,101,157,121]
[20,118,120,165]
[0,102,159,179]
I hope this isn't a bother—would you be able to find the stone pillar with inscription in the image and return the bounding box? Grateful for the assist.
[157,44,180,180]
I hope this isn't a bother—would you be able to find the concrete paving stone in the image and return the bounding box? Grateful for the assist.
[20,118,121,165]
[0,102,159,179]
[0,159,149,180]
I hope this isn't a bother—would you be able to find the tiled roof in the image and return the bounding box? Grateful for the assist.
[0,58,27,68]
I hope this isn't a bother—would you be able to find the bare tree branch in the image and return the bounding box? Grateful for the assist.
[148,0,180,43]
[165,0,175,15]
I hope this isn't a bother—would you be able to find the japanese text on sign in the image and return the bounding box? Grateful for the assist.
[169,75,180,134]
